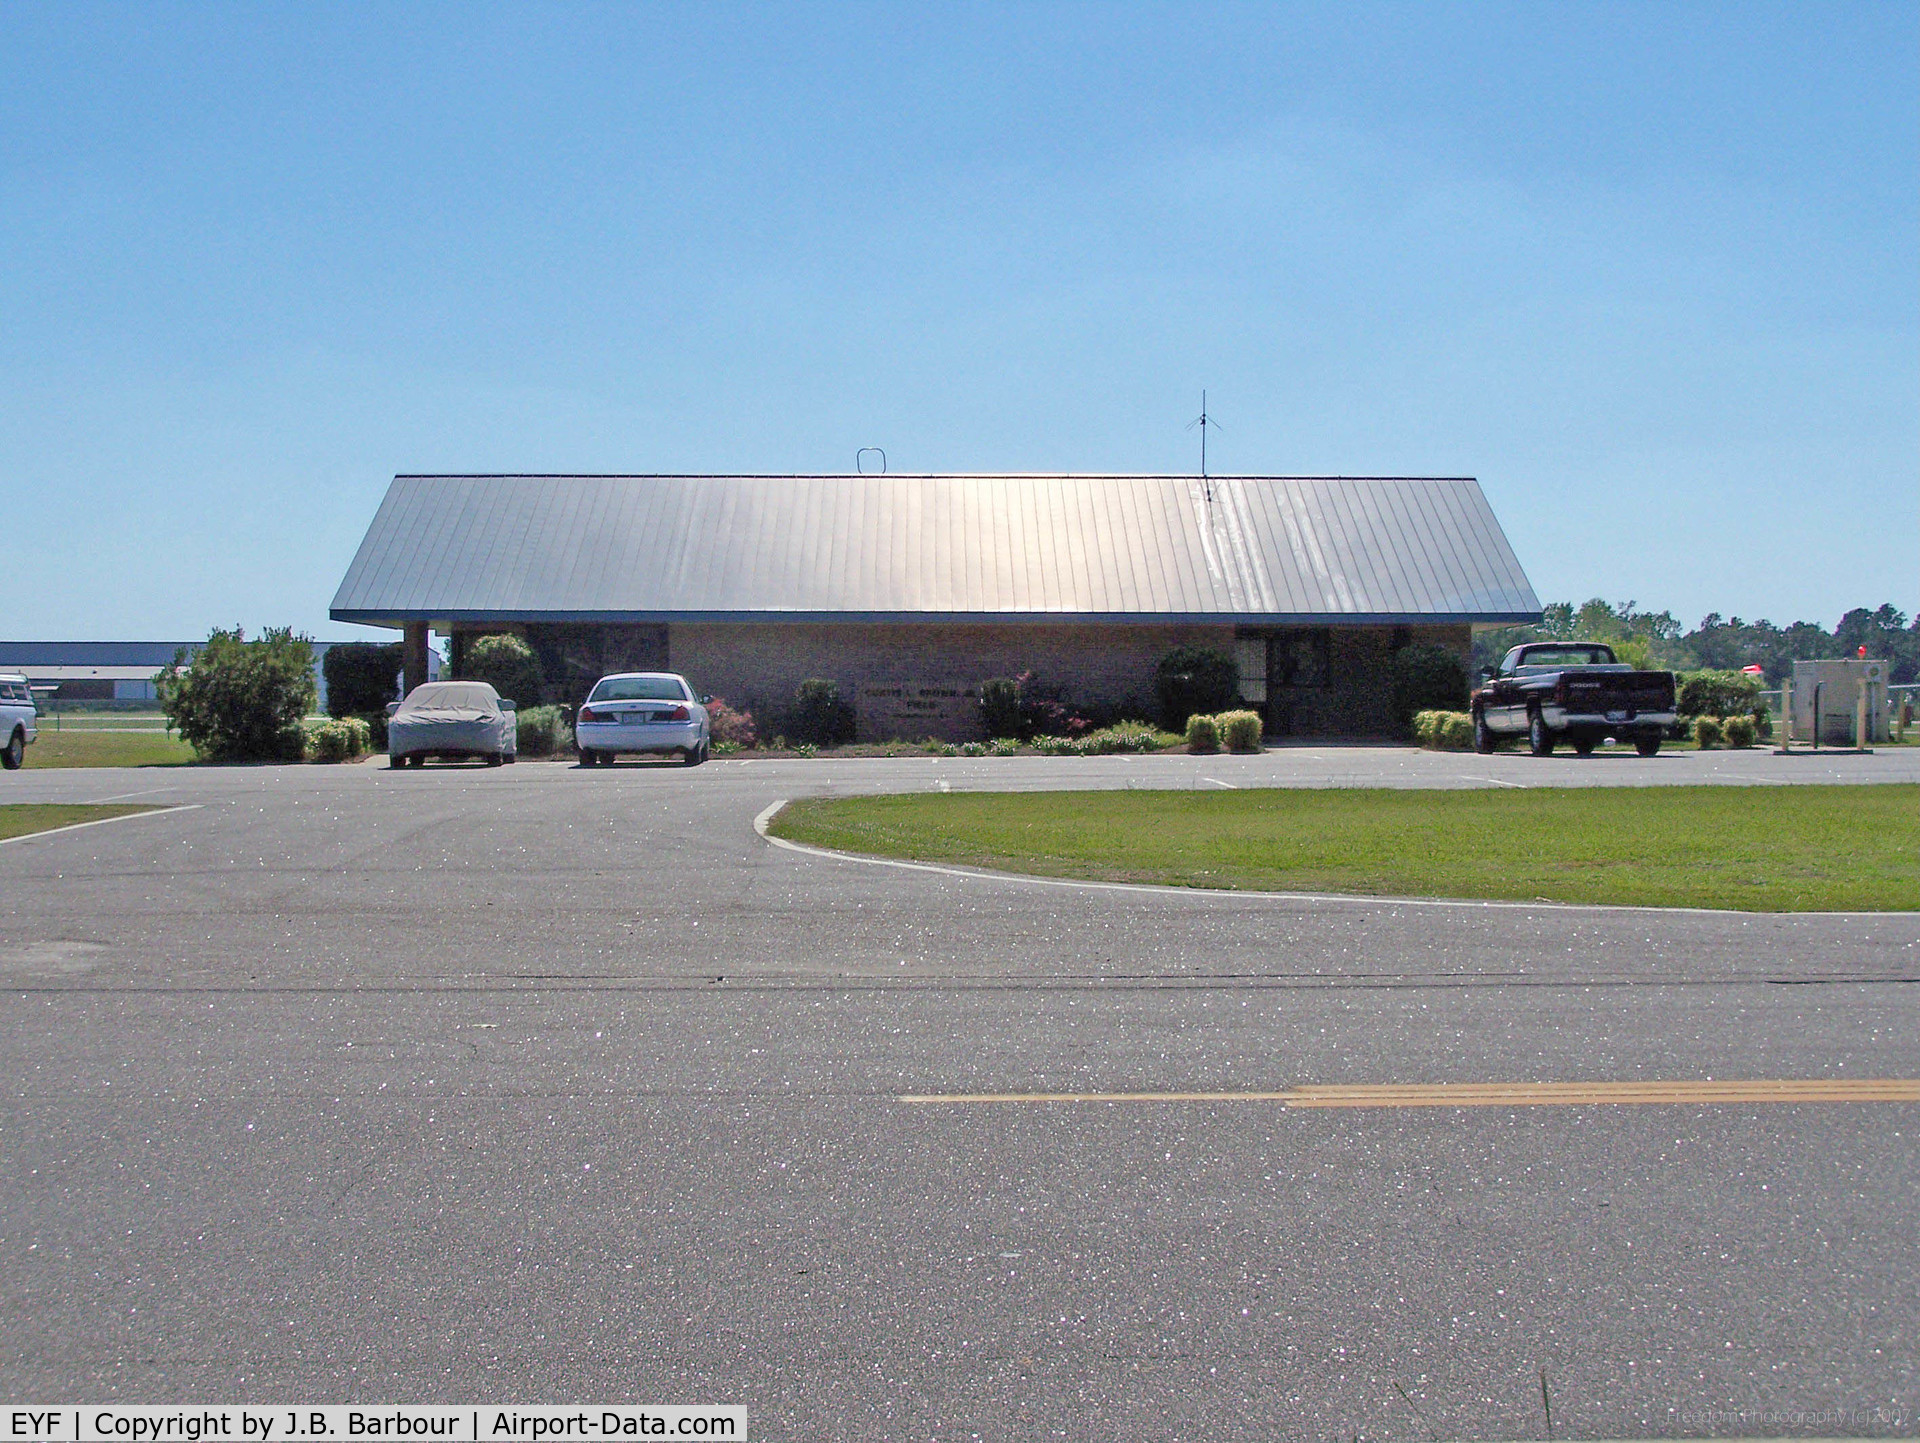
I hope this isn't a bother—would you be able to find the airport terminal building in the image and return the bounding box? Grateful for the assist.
[330,473,1540,739]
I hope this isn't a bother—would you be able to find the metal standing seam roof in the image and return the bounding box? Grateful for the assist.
[330,475,1541,627]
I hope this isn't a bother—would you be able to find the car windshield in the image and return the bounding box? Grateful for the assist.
[590,676,688,702]
[1512,646,1616,670]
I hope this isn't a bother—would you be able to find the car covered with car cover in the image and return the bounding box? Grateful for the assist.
[576,672,710,766]
[386,681,517,767]
[1471,642,1677,756]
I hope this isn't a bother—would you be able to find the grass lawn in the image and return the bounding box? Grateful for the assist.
[23,731,198,767]
[0,803,166,842]
[770,784,1920,912]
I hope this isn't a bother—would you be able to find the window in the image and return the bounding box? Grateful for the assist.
[1233,639,1268,702]
[589,675,690,702]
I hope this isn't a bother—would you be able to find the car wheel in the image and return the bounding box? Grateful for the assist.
[1572,737,1596,756]
[410,755,426,768]
[1635,734,1662,757]
[1472,709,1495,754]
[487,752,505,767]
[1528,710,1555,757]
[387,754,405,770]
[683,744,702,767]
[1,729,23,770]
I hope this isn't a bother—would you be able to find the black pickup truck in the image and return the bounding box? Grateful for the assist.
[1471,642,1677,756]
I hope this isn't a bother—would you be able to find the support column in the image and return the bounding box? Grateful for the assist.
[402,623,430,698]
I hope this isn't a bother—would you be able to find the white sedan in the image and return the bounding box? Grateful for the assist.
[576,672,710,767]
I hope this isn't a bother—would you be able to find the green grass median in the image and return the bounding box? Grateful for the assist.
[22,731,197,767]
[770,783,1920,912]
[0,803,166,842]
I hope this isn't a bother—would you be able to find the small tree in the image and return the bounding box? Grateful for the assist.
[157,627,316,762]
[1154,646,1239,732]
[459,633,544,706]
[322,641,405,717]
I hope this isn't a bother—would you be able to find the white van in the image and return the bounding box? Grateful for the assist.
[0,673,37,769]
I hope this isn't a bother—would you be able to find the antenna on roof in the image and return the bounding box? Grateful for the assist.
[855,447,887,475]
[1186,391,1220,501]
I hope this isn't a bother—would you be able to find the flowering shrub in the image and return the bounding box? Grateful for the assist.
[989,738,1021,756]
[958,741,988,757]
[707,699,758,749]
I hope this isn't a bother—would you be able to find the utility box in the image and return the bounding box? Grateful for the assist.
[1791,659,1890,745]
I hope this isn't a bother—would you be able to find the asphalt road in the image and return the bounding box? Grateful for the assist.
[3,746,1916,1440]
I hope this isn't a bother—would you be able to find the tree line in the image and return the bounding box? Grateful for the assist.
[1473,601,1919,685]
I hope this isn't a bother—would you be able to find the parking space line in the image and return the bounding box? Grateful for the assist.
[899,1079,1920,1106]
[0,803,202,847]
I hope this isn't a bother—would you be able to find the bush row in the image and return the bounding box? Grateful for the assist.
[1412,710,1475,750]
[1183,710,1264,754]
[1693,714,1758,749]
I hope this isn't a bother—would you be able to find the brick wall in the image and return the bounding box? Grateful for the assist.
[668,621,1237,741]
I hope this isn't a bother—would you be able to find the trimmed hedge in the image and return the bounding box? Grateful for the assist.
[323,642,404,717]
[1216,710,1263,753]
[1676,670,1761,720]
[1390,644,1468,733]
[1723,714,1756,749]
[1413,710,1475,750]
[1692,715,1725,749]
[1185,713,1221,753]
[306,715,371,763]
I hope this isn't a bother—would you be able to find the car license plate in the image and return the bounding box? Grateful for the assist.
[1607,709,1627,721]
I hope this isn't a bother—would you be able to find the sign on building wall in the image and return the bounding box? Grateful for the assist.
[856,680,981,742]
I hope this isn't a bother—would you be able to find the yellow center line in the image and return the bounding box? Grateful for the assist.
[898,1079,1920,1107]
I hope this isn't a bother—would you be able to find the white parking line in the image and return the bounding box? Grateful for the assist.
[1200,777,1237,789]
[1459,774,1528,788]
[87,786,180,803]
[0,804,202,847]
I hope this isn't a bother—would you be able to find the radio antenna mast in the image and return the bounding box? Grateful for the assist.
[1186,391,1220,501]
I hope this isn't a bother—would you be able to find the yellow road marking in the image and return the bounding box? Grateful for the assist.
[899,1079,1920,1107]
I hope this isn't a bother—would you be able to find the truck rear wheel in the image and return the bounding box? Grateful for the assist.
[1635,734,1662,757]
[2,729,23,770]
[1528,711,1555,757]
[1573,736,1596,756]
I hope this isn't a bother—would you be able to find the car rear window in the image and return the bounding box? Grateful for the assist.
[590,677,688,702]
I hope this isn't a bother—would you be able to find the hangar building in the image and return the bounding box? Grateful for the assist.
[329,473,1540,740]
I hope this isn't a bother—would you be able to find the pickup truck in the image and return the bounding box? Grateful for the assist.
[1471,643,1676,757]
[1,673,37,769]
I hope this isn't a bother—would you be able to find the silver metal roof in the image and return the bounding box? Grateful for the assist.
[330,474,1540,627]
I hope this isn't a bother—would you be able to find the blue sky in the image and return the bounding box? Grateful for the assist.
[4,1,1914,640]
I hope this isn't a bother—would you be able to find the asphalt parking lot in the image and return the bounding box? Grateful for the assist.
[3,746,1916,1439]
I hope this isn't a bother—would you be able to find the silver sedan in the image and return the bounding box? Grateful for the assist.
[575,672,711,766]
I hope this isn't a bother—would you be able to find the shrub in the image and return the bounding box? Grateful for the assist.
[1218,709,1263,753]
[796,741,818,759]
[1390,644,1468,733]
[980,677,1023,739]
[305,715,370,763]
[989,737,1021,756]
[354,710,389,751]
[1412,710,1474,750]
[1676,670,1760,720]
[1155,646,1239,732]
[1752,706,1773,741]
[1692,715,1725,749]
[515,704,574,758]
[1185,712,1221,753]
[924,737,957,756]
[158,627,316,762]
[707,699,758,749]
[790,679,855,747]
[459,633,544,707]
[958,740,988,757]
[1722,714,1756,749]
[322,642,404,717]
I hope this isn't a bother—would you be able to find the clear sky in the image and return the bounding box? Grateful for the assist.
[5,1,1914,641]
